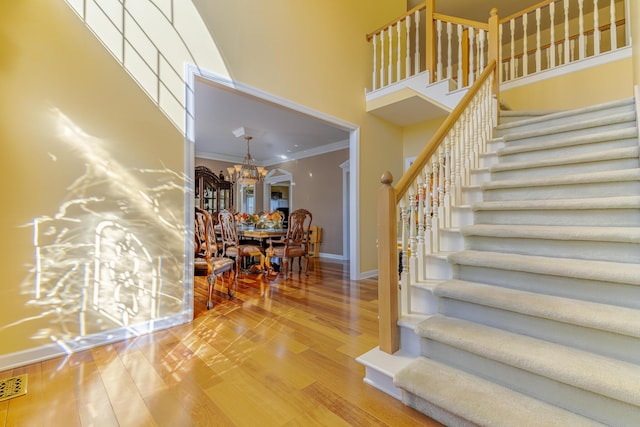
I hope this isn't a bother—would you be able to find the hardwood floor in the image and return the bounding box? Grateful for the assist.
[0,259,442,426]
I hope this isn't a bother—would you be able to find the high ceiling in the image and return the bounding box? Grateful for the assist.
[193,1,542,166]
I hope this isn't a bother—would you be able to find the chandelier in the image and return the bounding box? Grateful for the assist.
[227,135,267,185]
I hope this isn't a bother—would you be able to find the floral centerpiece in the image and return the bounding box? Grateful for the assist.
[237,212,259,225]
[236,211,284,228]
[257,211,284,229]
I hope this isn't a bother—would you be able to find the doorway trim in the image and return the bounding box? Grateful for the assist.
[184,64,361,280]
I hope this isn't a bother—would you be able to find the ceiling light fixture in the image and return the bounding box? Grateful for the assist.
[227,135,267,185]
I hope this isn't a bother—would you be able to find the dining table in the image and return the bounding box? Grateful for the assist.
[236,225,288,273]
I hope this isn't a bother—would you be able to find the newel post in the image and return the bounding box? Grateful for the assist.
[378,171,399,354]
[487,7,501,107]
[425,0,436,83]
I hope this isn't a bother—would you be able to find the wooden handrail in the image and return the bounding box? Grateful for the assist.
[501,18,626,63]
[395,60,496,203]
[432,12,489,31]
[500,0,557,24]
[366,3,426,41]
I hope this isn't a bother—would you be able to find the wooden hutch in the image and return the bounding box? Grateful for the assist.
[194,165,233,215]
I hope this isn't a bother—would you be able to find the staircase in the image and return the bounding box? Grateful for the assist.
[393,97,640,426]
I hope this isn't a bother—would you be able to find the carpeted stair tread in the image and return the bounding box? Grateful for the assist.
[482,168,640,190]
[434,279,640,338]
[496,128,638,157]
[447,250,640,286]
[501,110,636,142]
[394,357,605,427]
[472,195,640,210]
[492,146,639,175]
[415,315,640,406]
[460,223,640,243]
[497,97,635,131]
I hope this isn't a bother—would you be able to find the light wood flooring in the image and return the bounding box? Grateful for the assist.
[0,259,442,426]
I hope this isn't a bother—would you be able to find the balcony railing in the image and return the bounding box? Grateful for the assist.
[366,0,629,94]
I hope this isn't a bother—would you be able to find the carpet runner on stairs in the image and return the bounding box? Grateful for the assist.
[393,97,640,426]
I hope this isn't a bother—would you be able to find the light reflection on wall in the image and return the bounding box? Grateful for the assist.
[24,109,187,351]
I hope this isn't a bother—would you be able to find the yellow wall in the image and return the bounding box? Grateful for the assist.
[501,57,634,110]
[403,117,448,161]
[0,1,185,356]
[193,0,406,274]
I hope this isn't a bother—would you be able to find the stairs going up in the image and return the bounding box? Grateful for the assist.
[393,97,640,426]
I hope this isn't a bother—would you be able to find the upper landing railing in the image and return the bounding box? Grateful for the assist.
[367,0,629,95]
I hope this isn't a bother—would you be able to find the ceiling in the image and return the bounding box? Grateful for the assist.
[193,77,350,166]
[193,1,540,166]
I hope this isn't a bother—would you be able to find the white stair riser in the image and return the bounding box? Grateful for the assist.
[400,323,422,357]
[420,340,640,426]
[439,229,464,252]
[470,169,490,186]
[363,367,403,399]
[451,264,640,310]
[499,137,638,164]
[479,153,499,168]
[495,102,636,136]
[483,180,640,202]
[473,208,640,227]
[491,157,639,181]
[439,298,640,365]
[461,187,483,204]
[487,139,506,152]
[409,286,439,315]
[501,119,636,146]
[425,256,452,280]
[451,206,473,227]
[463,235,640,263]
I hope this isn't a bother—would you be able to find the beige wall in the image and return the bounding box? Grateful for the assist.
[269,150,348,256]
[501,57,634,110]
[0,0,185,357]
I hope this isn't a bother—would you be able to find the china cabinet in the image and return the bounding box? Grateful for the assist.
[194,166,232,214]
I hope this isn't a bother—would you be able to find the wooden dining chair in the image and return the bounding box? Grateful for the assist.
[272,209,312,279]
[194,208,235,309]
[218,209,264,278]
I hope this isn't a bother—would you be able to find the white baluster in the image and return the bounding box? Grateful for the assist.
[397,22,401,81]
[453,121,463,205]
[436,146,446,232]
[443,137,452,228]
[408,186,417,286]
[405,15,412,78]
[431,156,440,252]
[416,175,425,281]
[457,25,463,89]
[447,21,453,79]
[436,20,443,80]
[593,0,600,55]
[564,0,570,64]
[523,13,529,76]
[424,163,433,255]
[372,35,378,90]
[510,19,516,79]
[388,26,393,85]
[610,0,617,50]
[399,200,409,314]
[380,30,385,87]
[536,8,541,72]
[414,11,420,75]
[550,2,556,68]
[570,38,576,61]
[578,0,585,59]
